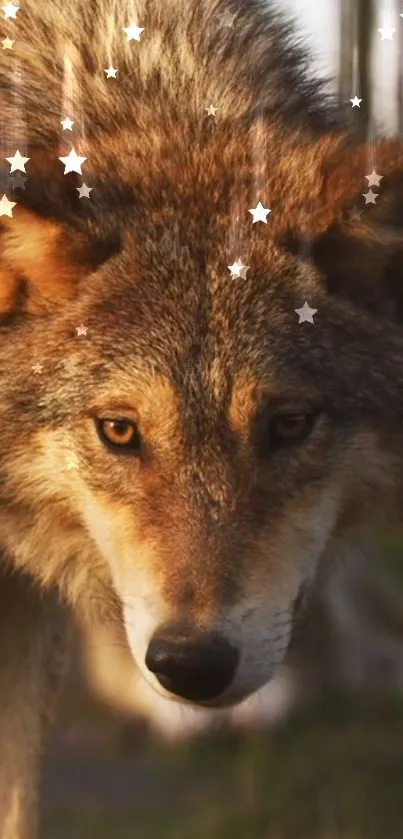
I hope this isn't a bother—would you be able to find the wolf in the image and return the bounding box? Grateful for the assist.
[1,0,403,834]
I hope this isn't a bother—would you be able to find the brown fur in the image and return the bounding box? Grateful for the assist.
[2,0,403,835]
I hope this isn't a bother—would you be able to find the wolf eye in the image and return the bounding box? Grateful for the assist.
[96,419,141,453]
[269,412,317,446]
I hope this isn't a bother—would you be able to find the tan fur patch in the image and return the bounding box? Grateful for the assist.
[228,373,263,435]
[132,374,180,433]
[0,267,18,313]
[0,207,90,314]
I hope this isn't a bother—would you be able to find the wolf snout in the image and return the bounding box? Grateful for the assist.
[145,623,239,703]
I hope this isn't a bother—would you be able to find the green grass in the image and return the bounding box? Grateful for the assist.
[42,693,403,839]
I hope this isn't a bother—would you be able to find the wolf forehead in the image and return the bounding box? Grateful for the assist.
[42,238,322,421]
[49,218,397,431]
[68,228,320,375]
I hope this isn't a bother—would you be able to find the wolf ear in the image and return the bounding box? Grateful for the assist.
[0,206,94,314]
[310,138,403,320]
[0,149,122,315]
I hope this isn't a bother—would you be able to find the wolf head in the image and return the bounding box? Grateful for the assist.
[1,126,403,708]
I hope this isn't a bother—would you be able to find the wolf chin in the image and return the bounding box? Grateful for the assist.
[1,0,403,835]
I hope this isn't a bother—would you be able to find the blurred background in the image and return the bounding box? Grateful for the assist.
[41,2,403,837]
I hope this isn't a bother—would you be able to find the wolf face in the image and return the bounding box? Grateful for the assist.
[2,129,403,708]
[2,0,403,710]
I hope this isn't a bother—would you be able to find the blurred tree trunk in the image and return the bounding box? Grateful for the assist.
[398,0,403,135]
[339,0,375,139]
[357,0,374,138]
[339,0,355,101]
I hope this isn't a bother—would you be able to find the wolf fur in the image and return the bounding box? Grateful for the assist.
[80,529,403,741]
[1,0,403,835]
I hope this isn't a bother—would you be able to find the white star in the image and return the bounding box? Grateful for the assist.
[104,65,118,78]
[378,27,396,40]
[76,323,88,336]
[365,169,383,188]
[217,7,236,27]
[77,183,92,199]
[2,36,14,49]
[348,207,363,222]
[5,149,30,173]
[362,188,378,205]
[0,193,16,217]
[205,104,217,116]
[59,148,87,175]
[350,96,362,108]
[228,260,250,279]
[295,301,317,325]
[123,22,144,41]
[32,363,43,374]
[248,201,271,224]
[2,2,19,18]
[60,117,74,131]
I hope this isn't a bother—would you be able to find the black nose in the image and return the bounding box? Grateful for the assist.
[145,624,239,702]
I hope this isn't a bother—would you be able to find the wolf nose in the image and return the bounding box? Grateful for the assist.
[145,624,239,702]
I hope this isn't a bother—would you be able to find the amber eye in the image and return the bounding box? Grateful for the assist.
[270,412,317,446]
[96,418,141,453]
